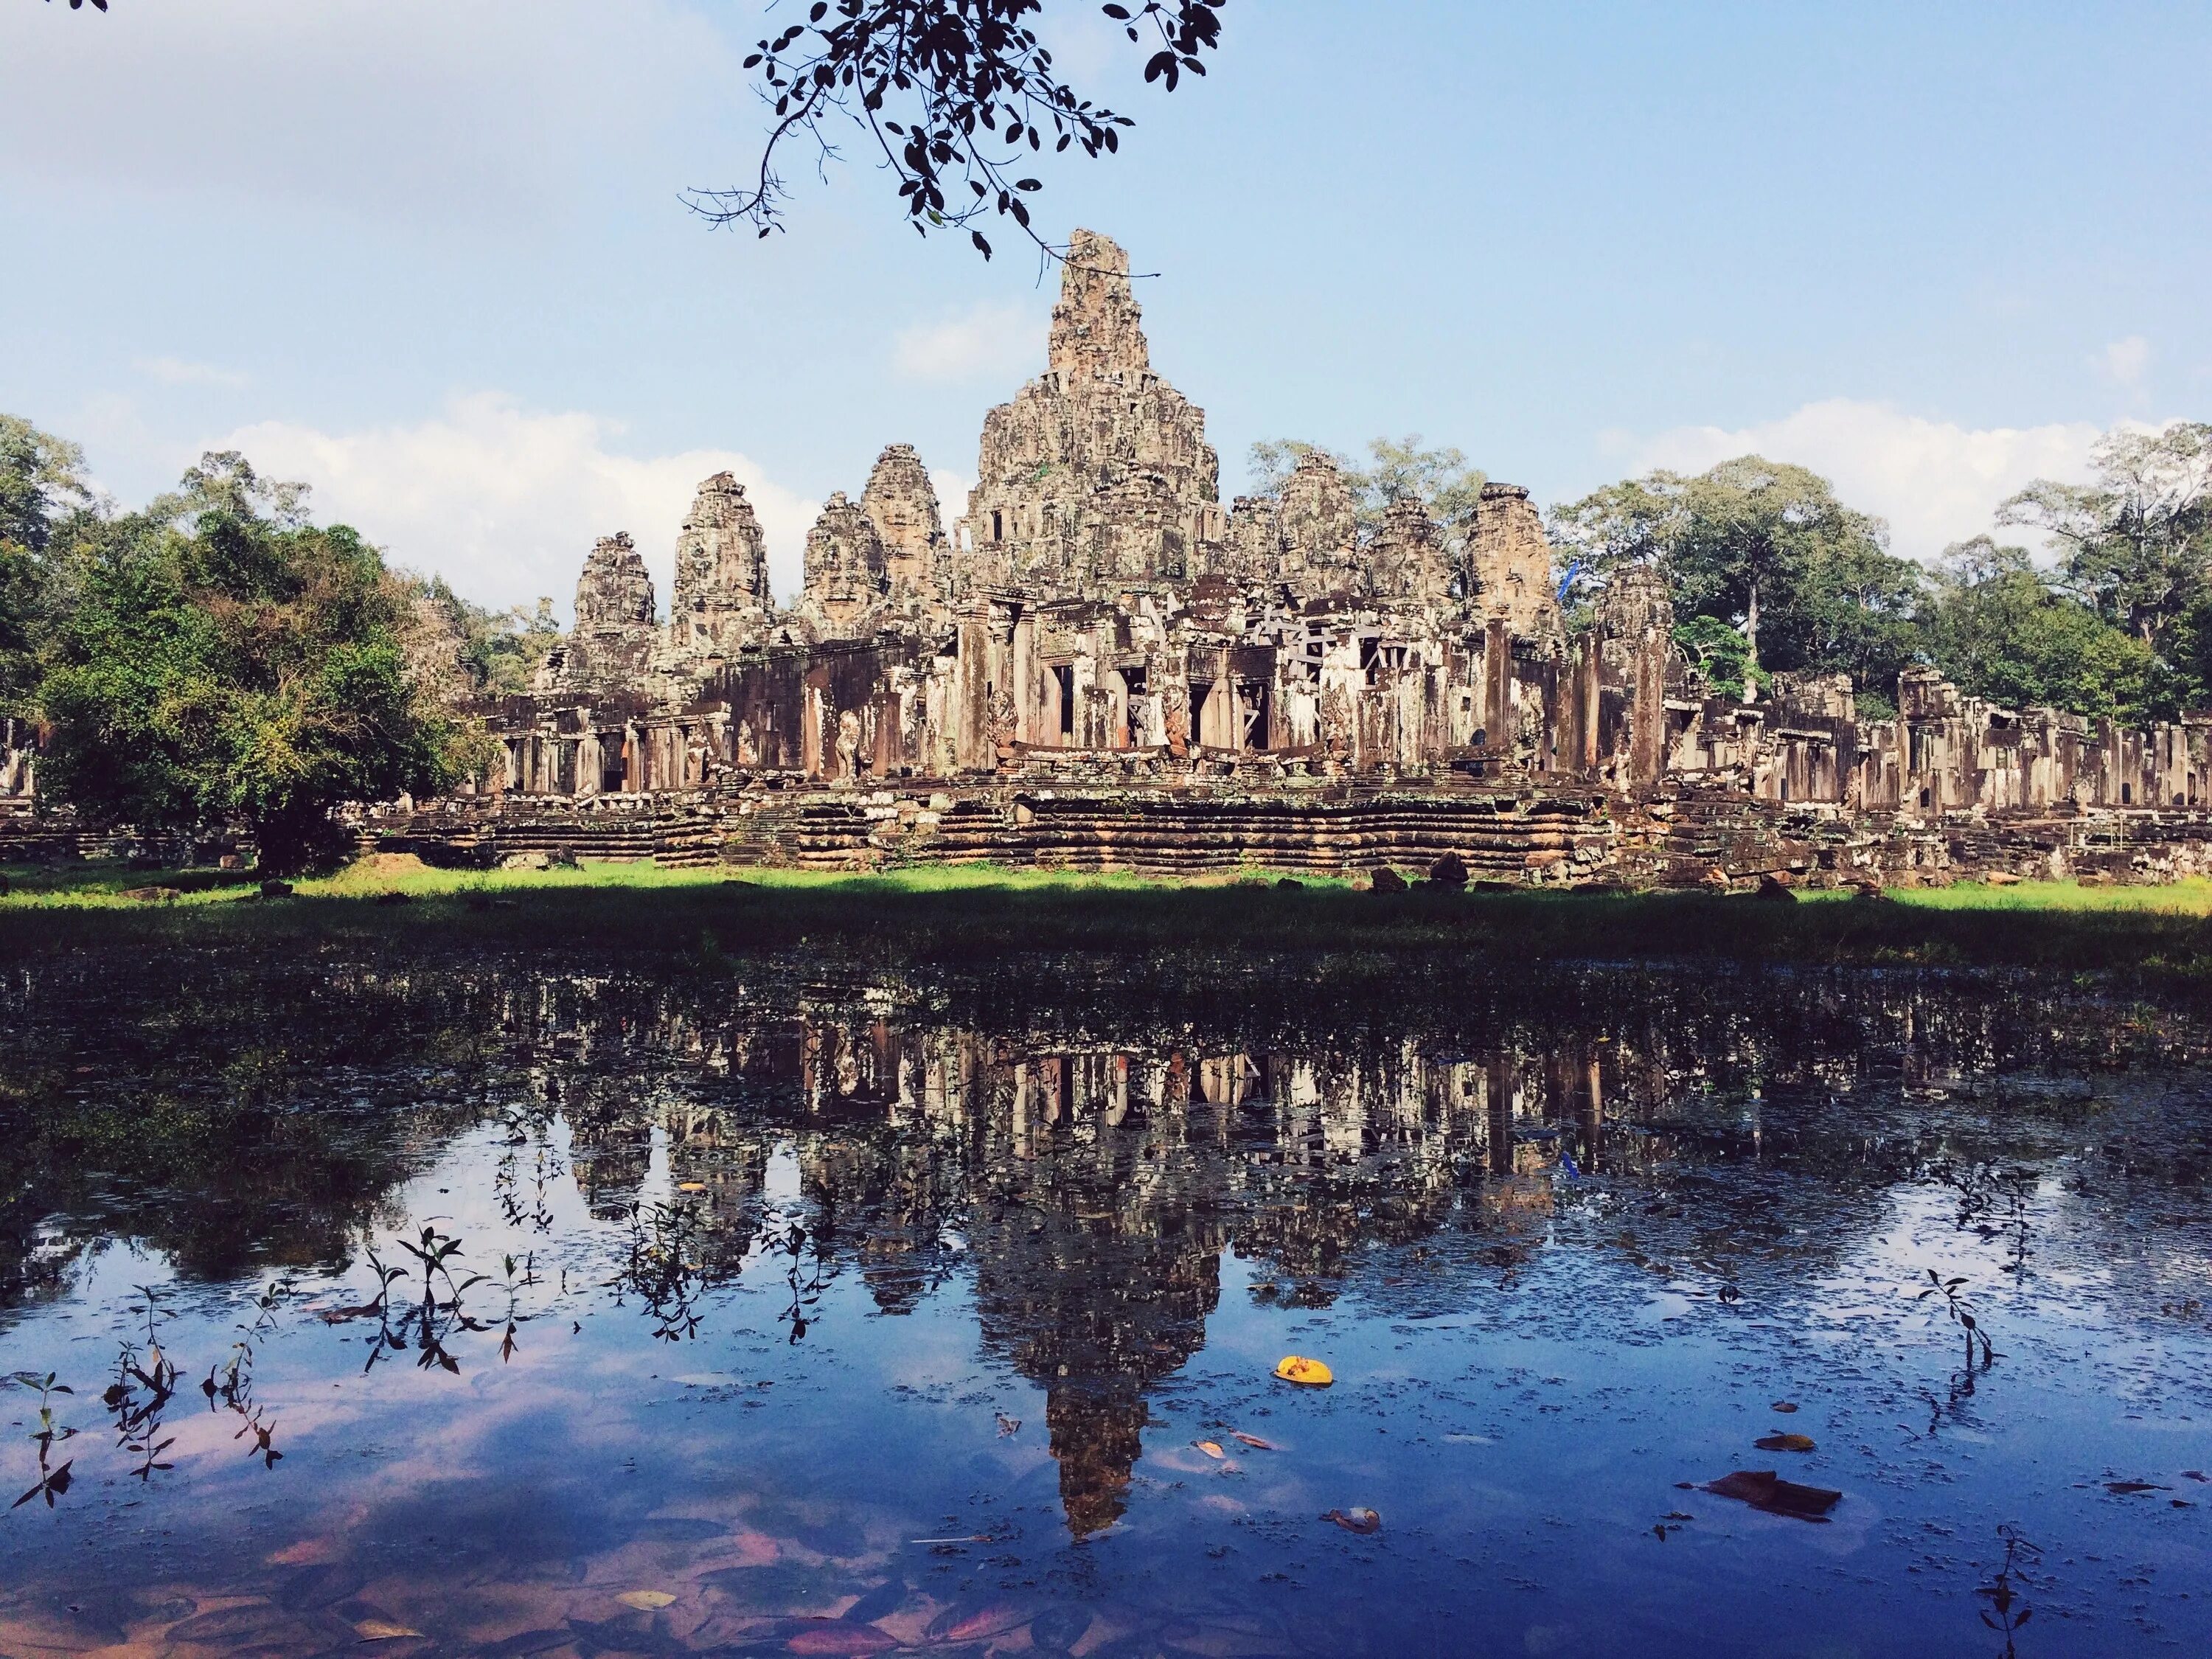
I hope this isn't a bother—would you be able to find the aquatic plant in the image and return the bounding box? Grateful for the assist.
[1975,1526,2042,1658]
[1919,1267,1999,1368]
[5,1371,76,1509]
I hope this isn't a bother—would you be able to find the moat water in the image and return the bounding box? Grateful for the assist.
[2,947,2209,1657]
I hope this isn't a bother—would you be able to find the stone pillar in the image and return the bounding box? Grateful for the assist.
[1576,633,1601,772]
[957,608,993,771]
[1483,618,1511,752]
[1629,631,1666,785]
[576,728,601,799]
[1012,609,1037,746]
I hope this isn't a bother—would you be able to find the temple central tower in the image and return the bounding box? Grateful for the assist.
[960,230,1222,594]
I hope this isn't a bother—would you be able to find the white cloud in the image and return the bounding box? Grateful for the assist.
[1626,398,2104,562]
[894,302,1044,384]
[218,393,817,615]
[136,356,248,389]
[929,468,975,529]
[0,0,732,229]
[2096,334,2151,388]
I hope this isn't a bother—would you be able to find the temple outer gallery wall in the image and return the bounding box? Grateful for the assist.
[8,232,2208,887]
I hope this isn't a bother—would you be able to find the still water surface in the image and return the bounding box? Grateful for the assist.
[2,952,2209,1656]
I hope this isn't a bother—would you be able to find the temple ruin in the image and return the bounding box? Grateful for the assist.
[4,229,2208,884]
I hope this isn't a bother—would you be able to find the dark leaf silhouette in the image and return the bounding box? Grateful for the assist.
[686,1,1227,262]
[11,1459,72,1509]
[1703,1470,1841,1520]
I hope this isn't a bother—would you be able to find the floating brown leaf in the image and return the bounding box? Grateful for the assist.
[355,1619,426,1641]
[925,1601,1032,1643]
[1230,1431,1279,1451]
[164,1604,300,1644]
[785,1621,900,1656]
[1703,1470,1840,1520]
[1753,1433,1816,1453]
[1322,1506,1382,1534]
[2105,1480,2169,1495]
[616,1590,678,1610]
[1770,1401,1799,1413]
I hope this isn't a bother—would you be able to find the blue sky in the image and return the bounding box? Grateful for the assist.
[4,0,2206,613]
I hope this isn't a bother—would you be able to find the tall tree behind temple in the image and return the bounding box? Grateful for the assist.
[0,414,92,719]
[1920,536,2166,723]
[34,453,467,873]
[1548,456,1924,715]
[1247,436,1486,547]
[1997,422,2212,713]
[405,577,564,698]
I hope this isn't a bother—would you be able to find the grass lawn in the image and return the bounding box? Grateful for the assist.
[4,856,2210,978]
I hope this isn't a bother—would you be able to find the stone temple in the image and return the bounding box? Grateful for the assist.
[13,230,2202,885]
[411,231,2212,885]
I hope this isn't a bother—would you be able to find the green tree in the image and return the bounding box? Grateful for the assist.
[1997,421,2211,706]
[1671,614,1768,703]
[405,576,563,698]
[1551,456,1925,713]
[1247,435,1486,543]
[1921,535,2166,722]
[35,453,462,873]
[1,414,93,717]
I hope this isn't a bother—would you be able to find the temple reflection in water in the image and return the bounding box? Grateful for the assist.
[526,991,1856,1536]
[7,954,2187,1545]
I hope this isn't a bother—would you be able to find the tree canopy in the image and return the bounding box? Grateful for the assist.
[408,577,564,699]
[1248,436,1486,546]
[1997,422,2212,670]
[1919,536,2164,723]
[0,415,94,719]
[1549,456,1926,714]
[32,453,467,873]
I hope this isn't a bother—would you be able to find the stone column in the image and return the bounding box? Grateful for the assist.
[957,607,993,771]
[1629,630,1667,785]
[1012,608,1037,745]
[1483,618,1511,753]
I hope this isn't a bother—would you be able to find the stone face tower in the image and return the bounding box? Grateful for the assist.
[794,492,890,640]
[961,229,1222,592]
[1365,498,1455,607]
[1273,451,1361,591]
[548,532,656,695]
[860,443,946,604]
[1468,483,1561,635]
[669,472,772,654]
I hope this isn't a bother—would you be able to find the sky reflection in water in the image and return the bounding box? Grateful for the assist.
[1,957,2209,1658]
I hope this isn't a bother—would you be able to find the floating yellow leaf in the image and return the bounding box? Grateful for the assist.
[1194,1440,1225,1459]
[1753,1433,1816,1453]
[1274,1355,1333,1386]
[616,1590,678,1610]
[677,1181,707,1193]
[355,1619,425,1641]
